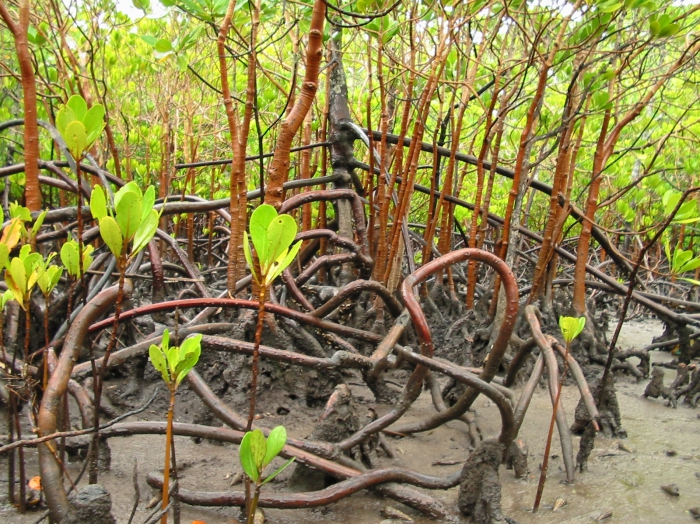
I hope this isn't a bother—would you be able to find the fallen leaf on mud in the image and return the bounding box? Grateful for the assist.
[146,494,161,509]
[381,505,413,521]
[553,498,566,511]
[431,459,461,466]
[617,441,633,453]
[596,510,613,520]
[661,483,680,496]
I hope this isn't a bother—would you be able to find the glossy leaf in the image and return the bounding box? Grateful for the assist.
[559,316,586,343]
[249,204,277,266]
[30,210,47,240]
[132,209,159,256]
[149,345,170,383]
[239,432,260,482]
[116,190,143,240]
[64,121,87,159]
[99,216,123,257]
[248,429,267,471]
[67,95,88,121]
[263,425,287,468]
[91,186,108,221]
[60,241,80,277]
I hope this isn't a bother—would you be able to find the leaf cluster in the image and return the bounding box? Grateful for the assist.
[148,329,202,389]
[239,426,294,485]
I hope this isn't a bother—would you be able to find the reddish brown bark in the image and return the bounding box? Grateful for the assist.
[264,0,326,209]
[0,0,41,211]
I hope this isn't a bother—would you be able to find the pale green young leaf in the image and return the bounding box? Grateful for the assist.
[82,244,94,273]
[265,214,298,271]
[55,106,76,136]
[149,345,170,384]
[266,240,301,285]
[9,257,27,295]
[680,257,700,273]
[0,289,14,310]
[131,209,159,256]
[248,429,267,471]
[559,316,586,343]
[262,425,287,468]
[116,190,143,241]
[141,186,156,223]
[90,186,108,221]
[162,328,170,353]
[10,203,31,222]
[66,95,88,121]
[83,104,105,137]
[167,345,179,375]
[239,432,260,482]
[260,457,295,486]
[30,210,47,239]
[680,277,700,286]
[64,121,87,159]
[60,241,80,277]
[99,216,123,257]
[249,204,278,267]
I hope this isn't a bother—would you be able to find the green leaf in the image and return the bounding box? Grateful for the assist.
[559,316,586,343]
[82,244,94,273]
[266,240,301,286]
[132,209,159,256]
[240,432,260,482]
[116,190,143,241]
[260,457,295,486]
[10,202,31,222]
[680,277,700,286]
[248,429,267,471]
[67,95,88,121]
[99,216,123,257]
[149,345,170,383]
[263,426,287,468]
[161,328,170,353]
[265,214,298,273]
[60,241,80,277]
[249,204,278,267]
[154,38,173,53]
[141,185,156,223]
[55,106,76,136]
[90,185,108,221]
[64,120,88,159]
[0,289,14,310]
[30,210,47,239]
[83,105,105,140]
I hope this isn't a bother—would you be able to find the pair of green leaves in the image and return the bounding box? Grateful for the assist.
[148,329,202,389]
[665,242,700,276]
[60,241,94,279]
[56,95,106,160]
[239,426,294,485]
[649,14,680,39]
[90,182,161,259]
[35,254,64,296]
[243,204,301,287]
[559,316,586,344]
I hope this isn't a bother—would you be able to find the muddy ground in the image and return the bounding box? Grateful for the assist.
[1,318,699,524]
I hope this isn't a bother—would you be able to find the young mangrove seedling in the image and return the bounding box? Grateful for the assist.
[239,426,294,524]
[533,315,586,512]
[149,329,202,524]
[243,204,301,430]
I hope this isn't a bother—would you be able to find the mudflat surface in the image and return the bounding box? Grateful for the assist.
[2,318,699,523]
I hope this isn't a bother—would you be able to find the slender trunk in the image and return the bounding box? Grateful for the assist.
[160,387,176,524]
[265,0,326,208]
[0,0,41,211]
